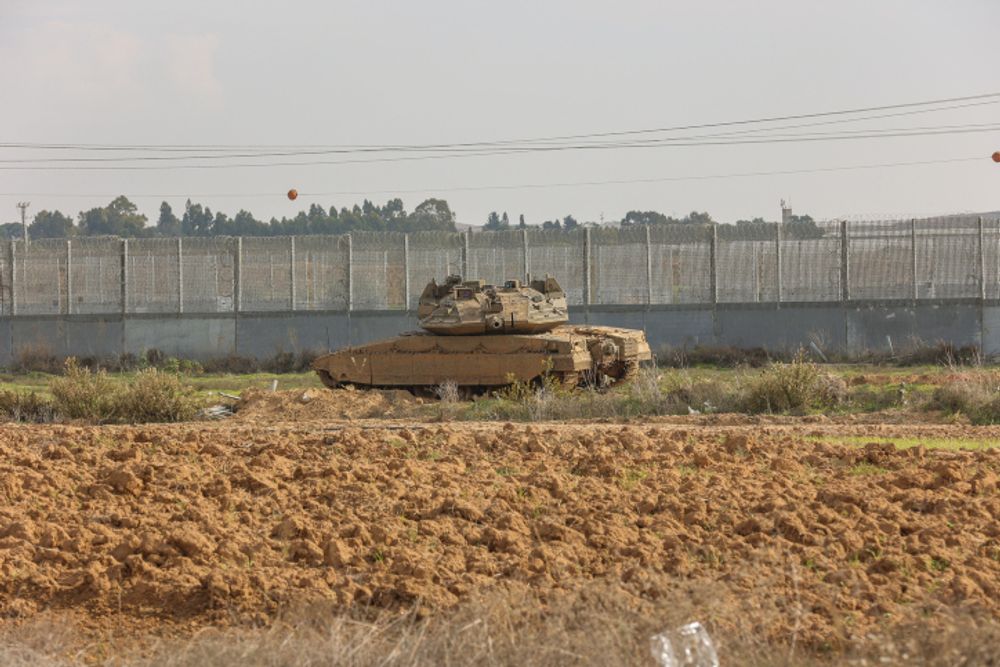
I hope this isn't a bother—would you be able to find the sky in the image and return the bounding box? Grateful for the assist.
[1,0,998,227]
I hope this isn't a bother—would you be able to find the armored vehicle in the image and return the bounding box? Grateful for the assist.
[312,275,651,392]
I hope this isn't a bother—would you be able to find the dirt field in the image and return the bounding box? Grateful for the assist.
[1,389,998,664]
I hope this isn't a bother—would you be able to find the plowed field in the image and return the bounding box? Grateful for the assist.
[1,390,998,663]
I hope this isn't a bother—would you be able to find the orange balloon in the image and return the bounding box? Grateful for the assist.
[993,151,1000,164]
[287,188,299,200]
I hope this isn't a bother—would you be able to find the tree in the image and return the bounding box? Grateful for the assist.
[156,202,181,236]
[29,210,75,238]
[78,196,147,236]
[621,210,670,226]
[409,198,456,231]
[518,214,526,228]
[484,211,511,231]
[181,200,214,235]
[562,215,579,230]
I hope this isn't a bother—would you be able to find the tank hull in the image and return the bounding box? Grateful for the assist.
[312,325,651,390]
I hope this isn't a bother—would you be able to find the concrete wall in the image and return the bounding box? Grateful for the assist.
[0,300,991,364]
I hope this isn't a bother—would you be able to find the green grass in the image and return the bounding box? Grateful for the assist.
[806,434,1000,451]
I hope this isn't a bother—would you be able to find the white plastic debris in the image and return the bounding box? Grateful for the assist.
[650,621,719,667]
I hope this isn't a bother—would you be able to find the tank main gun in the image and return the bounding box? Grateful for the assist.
[417,275,568,335]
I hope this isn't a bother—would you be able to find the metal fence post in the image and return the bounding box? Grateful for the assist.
[910,219,918,300]
[65,239,72,315]
[645,224,653,306]
[402,234,410,311]
[121,239,129,314]
[233,237,242,313]
[289,236,297,311]
[978,216,986,300]
[775,223,782,304]
[840,220,850,302]
[346,233,353,312]
[522,227,530,282]
[709,224,718,304]
[462,230,470,278]
[177,237,184,314]
[583,227,592,305]
[8,240,16,316]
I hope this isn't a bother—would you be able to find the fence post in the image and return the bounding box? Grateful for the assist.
[910,219,918,300]
[177,237,184,314]
[775,223,782,304]
[119,239,128,316]
[7,240,15,316]
[289,236,297,311]
[462,230,470,278]
[233,237,242,313]
[645,224,653,306]
[709,224,718,305]
[346,234,353,312]
[583,227,592,305]
[522,227,530,282]
[978,216,986,300]
[840,220,850,302]
[64,239,72,315]
[402,234,410,311]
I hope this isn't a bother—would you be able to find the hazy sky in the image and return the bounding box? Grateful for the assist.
[1,0,998,227]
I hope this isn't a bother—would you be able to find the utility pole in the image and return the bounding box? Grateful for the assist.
[16,202,29,242]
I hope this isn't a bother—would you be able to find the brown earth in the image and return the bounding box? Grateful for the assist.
[0,394,998,659]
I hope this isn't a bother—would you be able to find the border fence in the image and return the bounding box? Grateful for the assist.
[1,215,998,317]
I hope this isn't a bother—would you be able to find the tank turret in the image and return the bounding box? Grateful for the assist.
[417,275,568,335]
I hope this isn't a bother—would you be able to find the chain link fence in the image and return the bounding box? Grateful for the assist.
[0,214,996,316]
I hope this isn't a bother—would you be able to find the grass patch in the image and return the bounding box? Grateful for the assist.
[805,435,1000,451]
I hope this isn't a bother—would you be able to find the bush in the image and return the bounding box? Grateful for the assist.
[925,372,1000,424]
[14,344,62,374]
[48,359,203,423]
[49,359,122,422]
[739,352,844,413]
[116,369,202,423]
[0,390,55,423]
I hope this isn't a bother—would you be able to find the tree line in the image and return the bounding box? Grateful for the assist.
[4,196,458,240]
[3,196,823,240]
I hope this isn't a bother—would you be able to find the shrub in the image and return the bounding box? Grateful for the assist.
[738,352,844,413]
[925,372,1000,424]
[115,369,202,423]
[48,359,203,423]
[14,344,62,374]
[49,359,122,422]
[0,390,55,423]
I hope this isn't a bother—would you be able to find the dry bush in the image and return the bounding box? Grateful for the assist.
[115,369,202,423]
[49,358,121,422]
[0,390,55,423]
[14,344,63,374]
[48,359,202,424]
[739,352,843,414]
[926,371,1000,424]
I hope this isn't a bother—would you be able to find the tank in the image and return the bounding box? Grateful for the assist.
[312,275,651,392]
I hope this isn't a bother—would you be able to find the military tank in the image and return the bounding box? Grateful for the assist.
[312,275,651,392]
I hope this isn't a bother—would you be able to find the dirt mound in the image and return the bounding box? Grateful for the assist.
[0,420,997,652]
[235,387,419,421]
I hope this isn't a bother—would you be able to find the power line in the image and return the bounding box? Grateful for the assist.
[2,120,1000,165]
[2,90,999,155]
[0,155,984,199]
[1,126,997,171]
